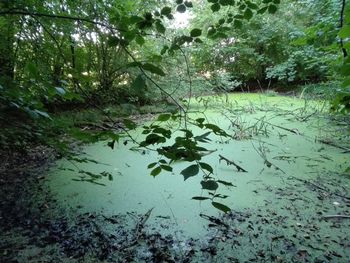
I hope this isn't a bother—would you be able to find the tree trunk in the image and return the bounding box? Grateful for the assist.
[0,1,15,86]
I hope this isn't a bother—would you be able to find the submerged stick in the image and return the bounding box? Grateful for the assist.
[317,139,350,152]
[323,215,350,219]
[219,154,247,172]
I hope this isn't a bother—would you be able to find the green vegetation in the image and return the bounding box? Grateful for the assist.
[1,1,350,261]
[0,0,349,213]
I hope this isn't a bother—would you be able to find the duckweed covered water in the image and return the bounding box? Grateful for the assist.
[43,93,350,261]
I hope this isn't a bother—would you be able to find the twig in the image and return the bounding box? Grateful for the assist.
[219,154,247,172]
[317,139,350,152]
[255,118,300,135]
[323,215,350,219]
[289,177,350,201]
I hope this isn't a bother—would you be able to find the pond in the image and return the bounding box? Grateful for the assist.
[17,94,350,261]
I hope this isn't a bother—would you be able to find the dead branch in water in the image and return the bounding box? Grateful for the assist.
[219,154,247,172]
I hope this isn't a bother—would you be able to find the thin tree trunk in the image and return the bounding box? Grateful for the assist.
[0,1,15,86]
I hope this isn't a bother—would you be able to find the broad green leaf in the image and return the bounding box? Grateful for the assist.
[184,1,193,8]
[219,0,232,6]
[190,28,202,37]
[201,180,219,191]
[177,4,187,13]
[129,15,144,24]
[155,21,166,34]
[135,35,145,46]
[257,6,267,14]
[161,6,172,16]
[131,75,146,93]
[192,196,211,200]
[142,63,166,76]
[181,164,200,180]
[123,119,137,130]
[339,25,350,39]
[207,27,217,37]
[160,165,173,172]
[246,1,258,9]
[161,45,169,55]
[199,162,214,174]
[212,202,231,213]
[268,4,277,14]
[153,127,171,138]
[211,3,221,12]
[244,8,253,20]
[143,133,166,145]
[157,113,171,121]
[148,162,157,169]
[234,19,243,28]
[151,166,162,177]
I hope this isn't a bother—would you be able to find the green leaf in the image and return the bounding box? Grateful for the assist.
[155,21,166,34]
[176,0,183,4]
[190,28,202,37]
[234,19,243,28]
[177,4,187,13]
[160,165,173,172]
[108,37,119,47]
[181,164,200,180]
[129,15,144,24]
[194,132,211,142]
[142,63,166,76]
[34,110,51,119]
[184,1,193,8]
[246,1,258,9]
[212,202,231,213]
[143,133,166,145]
[161,45,169,55]
[211,3,221,12]
[192,196,211,200]
[219,0,232,6]
[151,166,162,177]
[131,74,146,93]
[123,118,137,130]
[135,35,145,46]
[207,27,217,37]
[244,8,253,20]
[201,180,219,191]
[161,6,172,16]
[268,4,277,14]
[148,162,157,169]
[157,113,171,121]
[199,162,214,174]
[339,25,350,39]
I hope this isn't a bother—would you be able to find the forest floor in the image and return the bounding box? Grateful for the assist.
[1,92,350,263]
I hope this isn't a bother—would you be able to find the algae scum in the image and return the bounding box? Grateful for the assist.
[3,94,350,262]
